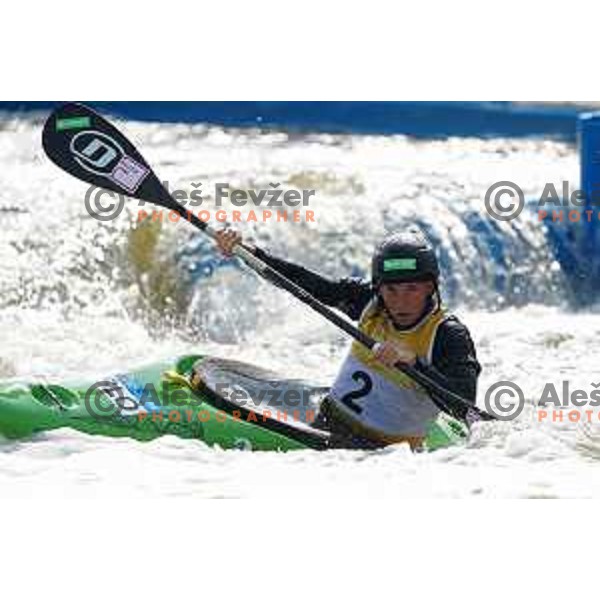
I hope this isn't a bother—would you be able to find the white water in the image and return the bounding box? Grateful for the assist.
[2,112,600,498]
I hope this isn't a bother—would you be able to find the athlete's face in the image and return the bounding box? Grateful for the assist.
[379,281,434,326]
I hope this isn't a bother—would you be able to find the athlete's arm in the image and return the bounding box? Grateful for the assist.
[414,318,481,404]
[252,246,373,320]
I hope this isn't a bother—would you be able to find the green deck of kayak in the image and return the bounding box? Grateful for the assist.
[0,354,467,451]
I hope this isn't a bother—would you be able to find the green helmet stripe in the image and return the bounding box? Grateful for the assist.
[383,258,417,272]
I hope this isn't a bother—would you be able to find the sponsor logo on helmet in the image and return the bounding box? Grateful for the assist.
[383,258,417,272]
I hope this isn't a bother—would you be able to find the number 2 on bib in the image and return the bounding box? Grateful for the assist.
[339,371,373,414]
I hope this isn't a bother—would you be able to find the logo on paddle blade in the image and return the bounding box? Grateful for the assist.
[70,131,123,175]
[70,130,149,194]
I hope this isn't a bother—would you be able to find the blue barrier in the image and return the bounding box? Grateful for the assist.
[0,101,583,140]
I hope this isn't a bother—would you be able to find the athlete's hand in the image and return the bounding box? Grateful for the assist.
[372,341,416,367]
[215,228,243,256]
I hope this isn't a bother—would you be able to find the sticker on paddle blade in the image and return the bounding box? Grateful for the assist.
[55,116,91,131]
[70,130,149,194]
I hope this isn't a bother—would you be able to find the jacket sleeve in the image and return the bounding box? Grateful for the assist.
[252,246,373,320]
[414,317,481,404]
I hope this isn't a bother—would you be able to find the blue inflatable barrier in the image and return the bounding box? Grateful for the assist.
[545,113,600,303]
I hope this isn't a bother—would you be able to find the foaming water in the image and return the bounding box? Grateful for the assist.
[1,113,599,497]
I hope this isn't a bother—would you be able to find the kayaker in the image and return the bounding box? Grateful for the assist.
[215,228,481,450]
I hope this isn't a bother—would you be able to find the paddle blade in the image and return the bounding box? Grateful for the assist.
[42,102,176,211]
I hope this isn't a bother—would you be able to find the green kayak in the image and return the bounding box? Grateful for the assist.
[0,354,468,451]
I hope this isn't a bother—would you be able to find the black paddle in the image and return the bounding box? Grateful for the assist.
[42,102,495,425]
